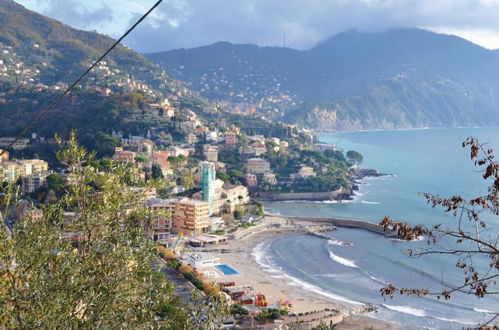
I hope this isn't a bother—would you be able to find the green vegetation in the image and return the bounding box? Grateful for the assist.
[0,134,187,327]
[255,308,288,322]
[0,134,228,328]
[148,28,499,130]
[230,304,249,316]
[135,155,149,163]
[346,150,363,165]
[260,147,354,193]
[183,272,205,291]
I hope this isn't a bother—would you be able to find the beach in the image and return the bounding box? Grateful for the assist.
[209,215,402,329]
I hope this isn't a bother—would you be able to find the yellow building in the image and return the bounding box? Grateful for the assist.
[171,198,210,235]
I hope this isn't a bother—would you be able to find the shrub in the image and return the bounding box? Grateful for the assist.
[178,264,194,275]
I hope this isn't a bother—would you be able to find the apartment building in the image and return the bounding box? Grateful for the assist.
[171,198,210,235]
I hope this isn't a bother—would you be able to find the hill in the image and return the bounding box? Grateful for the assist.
[0,0,207,109]
[147,28,499,130]
[0,0,215,154]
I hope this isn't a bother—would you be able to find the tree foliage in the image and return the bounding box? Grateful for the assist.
[379,137,499,328]
[0,133,189,328]
[346,150,363,165]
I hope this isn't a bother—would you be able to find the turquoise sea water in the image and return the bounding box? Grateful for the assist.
[261,127,499,329]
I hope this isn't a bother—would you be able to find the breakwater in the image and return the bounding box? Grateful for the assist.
[271,214,392,236]
[256,187,349,202]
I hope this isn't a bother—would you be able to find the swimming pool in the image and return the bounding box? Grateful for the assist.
[216,264,239,275]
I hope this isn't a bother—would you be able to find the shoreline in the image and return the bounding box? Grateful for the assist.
[255,170,392,203]
[210,215,402,329]
[312,124,499,135]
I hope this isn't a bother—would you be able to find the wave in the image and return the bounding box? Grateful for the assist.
[361,200,381,205]
[368,275,389,286]
[252,242,363,306]
[252,241,283,274]
[473,307,495,313]
[328,251,358,268]
[281,272,363,305]
[389,235,425,242]
[432,316,477,326]
[313,273,343,279]
[382,304,426,317]
[321,200,339,204]
[328,238,353,246]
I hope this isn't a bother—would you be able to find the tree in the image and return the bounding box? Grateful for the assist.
[180,172,195,190]
[216,172,230,183]
[379,138,498,328]
[230,304,249,316]
[151,164,164,179]
[46,173,64,191]
[346,150,363,165]
[0,133,225,328]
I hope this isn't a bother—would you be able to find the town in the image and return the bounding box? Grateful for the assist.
[0,82,368,328]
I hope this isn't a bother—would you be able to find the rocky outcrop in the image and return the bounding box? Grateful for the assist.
[257,187,346,201]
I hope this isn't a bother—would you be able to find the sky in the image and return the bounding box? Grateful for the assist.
[14,0,499,53]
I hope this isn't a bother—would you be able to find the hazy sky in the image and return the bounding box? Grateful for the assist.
[14,0,499,53]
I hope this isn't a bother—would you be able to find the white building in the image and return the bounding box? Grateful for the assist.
[186,253,220,270]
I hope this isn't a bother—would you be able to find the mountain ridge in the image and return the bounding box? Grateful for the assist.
[147,28,499,130]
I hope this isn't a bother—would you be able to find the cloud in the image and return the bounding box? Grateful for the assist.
[14,0,499,52]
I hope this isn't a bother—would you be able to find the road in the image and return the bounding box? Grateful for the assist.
[154,258,196,303]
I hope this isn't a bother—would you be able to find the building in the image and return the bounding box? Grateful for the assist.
[263,173,277,185]
[185,253,220,270]
[298,166,316,178]
[0,159,48,181]
[251,142,267,156]
[138,139,154,154]
[22,172,50,194]
[247,158,271,174]
[267,137,280,145]
[152,151,170,174]
[203,145,218,162]
[239,145,255,156]
[167,146,190,157]
[244,173,258,187]
[121,135,145,146]
[221,184,250,213]
[0,149,8,163]
[224,132,237,147]
[0,162,21,181]
[113,148,136,162]
[186,133,197,145]
[146,197,176,241]
[208,217,225,232]
[0,137,29,150]
[201,162,216,215]
[171,198,210,235]
[30,159,48,173]
[279,140,289,149]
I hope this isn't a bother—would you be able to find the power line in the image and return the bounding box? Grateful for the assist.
[0,0,164,158]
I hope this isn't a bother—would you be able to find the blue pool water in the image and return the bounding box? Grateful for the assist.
[216,264,239,275]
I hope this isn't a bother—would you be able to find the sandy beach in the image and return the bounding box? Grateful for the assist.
[208,215,402,329]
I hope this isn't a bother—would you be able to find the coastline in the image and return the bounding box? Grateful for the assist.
[210,215,402,329]
[255,169,391,203]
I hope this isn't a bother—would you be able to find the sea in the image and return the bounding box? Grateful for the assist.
[258,127,499,329]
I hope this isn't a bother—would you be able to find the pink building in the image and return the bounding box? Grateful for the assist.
[244,173,258,187]
[113,149,136,162]
[224,132,237,146]
[247,158,271,174]
[152,151,170,171]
